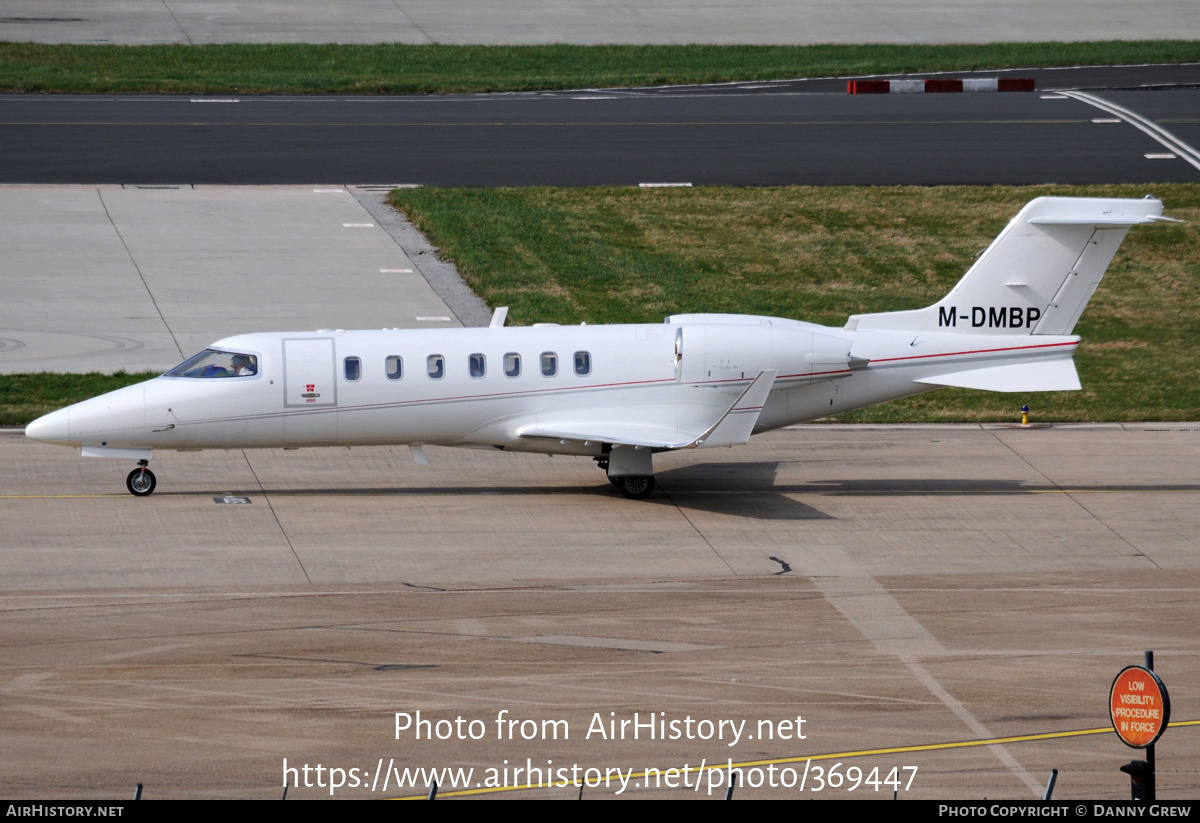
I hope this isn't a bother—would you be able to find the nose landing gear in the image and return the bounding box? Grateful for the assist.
[126,460,156,497]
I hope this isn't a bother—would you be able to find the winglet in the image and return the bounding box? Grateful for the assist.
[489,307,509,328]
[695,370,777,448]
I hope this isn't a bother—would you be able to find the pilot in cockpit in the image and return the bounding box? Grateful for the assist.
[231,354,257,376]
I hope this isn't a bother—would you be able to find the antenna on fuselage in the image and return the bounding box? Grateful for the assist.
[489,307,509,328]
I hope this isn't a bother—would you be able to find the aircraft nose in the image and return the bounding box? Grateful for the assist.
[25,407,70,444]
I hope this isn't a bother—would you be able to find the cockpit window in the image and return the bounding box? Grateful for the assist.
[166,349,258,378]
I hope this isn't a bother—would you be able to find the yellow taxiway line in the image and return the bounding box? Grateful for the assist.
[394,719,1200,799]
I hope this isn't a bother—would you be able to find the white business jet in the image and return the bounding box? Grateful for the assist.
[25,196,1175,499]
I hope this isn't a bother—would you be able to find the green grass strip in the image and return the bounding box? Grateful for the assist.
[1,41,1198,94]
[390,183,1200,424]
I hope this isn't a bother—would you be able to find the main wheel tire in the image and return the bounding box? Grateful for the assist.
[126,467,157,497]
[616,475,655,500]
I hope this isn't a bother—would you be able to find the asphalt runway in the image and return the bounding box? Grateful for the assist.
[4,424,1200,799]
[4,68,1200,186]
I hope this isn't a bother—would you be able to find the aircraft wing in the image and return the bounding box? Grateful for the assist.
[519,422,704,450]
[520,370,777,450]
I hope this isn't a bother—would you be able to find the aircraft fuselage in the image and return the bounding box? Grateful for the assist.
[25,196,1170,498]
[26,317,1077,458]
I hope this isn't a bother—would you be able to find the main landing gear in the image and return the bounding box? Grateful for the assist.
[126,459,156,497]
[611,474,656,499]
[597,445,656,500]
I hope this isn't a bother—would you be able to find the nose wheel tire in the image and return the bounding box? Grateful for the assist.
[614,475,655,499]
[126,467,157,497]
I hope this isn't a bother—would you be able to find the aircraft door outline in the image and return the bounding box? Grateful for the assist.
[283,338,338,408]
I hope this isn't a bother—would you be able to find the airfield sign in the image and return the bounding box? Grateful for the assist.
[1109,665,1170,748]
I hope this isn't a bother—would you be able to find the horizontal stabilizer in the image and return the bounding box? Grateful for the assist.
[1029,214,1182,226]
[915,358,1080,393]
[521,370,777,450]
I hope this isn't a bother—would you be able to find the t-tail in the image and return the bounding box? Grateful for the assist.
[844,196,1178,393]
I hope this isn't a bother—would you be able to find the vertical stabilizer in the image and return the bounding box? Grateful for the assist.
[847,196,1169,335]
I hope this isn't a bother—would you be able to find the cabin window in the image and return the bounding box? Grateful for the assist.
[386,355,403,381]
[344,357,361,382]
[166,349,258,379]
[469,353,486,379]
[540,352,558,377]
[504,353,521,378]
[574,351,591,376]
[427,354,445,380]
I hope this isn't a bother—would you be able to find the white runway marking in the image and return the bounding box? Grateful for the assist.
[1062,91,1200,173]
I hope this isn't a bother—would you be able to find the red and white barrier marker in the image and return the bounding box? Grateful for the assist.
[848,78,1035,94]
